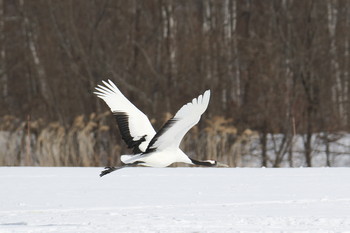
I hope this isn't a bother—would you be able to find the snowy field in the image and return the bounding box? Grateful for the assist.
[1,167,350,233]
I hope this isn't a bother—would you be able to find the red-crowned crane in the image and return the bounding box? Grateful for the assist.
[94,80,227,177]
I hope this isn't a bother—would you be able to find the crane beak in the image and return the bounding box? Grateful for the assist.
[216,162,229,167]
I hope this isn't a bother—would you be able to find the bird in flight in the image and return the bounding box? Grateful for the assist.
[94,80,227,177]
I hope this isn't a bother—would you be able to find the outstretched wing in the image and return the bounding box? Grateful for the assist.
[146,90,210,152]
[94,80,156,154]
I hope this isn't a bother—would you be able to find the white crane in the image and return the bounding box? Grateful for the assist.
[94,80,227,176]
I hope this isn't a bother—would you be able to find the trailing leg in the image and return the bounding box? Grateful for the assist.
[99,166,126,177]
[99,161,144,177]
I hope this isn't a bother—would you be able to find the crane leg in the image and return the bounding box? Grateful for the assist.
[99,161,144,177]
[99,166,126,177]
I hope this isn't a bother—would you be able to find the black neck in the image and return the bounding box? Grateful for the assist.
[190,158,216,167]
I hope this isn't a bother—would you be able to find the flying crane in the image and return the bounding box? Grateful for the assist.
[94,80,227,177]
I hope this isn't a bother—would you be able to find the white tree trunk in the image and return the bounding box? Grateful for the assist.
[203,0,213,81]
[21,0,50,103]
[162,1,177,81]
[0,0,7,99]
[327,0,344,123]
[226,0,241,106]
[344,2,350,125]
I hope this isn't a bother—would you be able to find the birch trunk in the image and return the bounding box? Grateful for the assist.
[162,1,177,83]
[20,0,51,107]
[0,0,8,100]
[327,0,344,123]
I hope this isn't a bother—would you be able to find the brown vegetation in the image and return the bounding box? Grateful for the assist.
[1,114,251,167]
[1,114,349,167]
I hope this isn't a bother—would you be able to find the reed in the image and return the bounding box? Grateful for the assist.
[0,113,117,166]
[0,114,348,167]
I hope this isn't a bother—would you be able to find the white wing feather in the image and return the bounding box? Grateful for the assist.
[147,90,210,151]
[94,80,156,152]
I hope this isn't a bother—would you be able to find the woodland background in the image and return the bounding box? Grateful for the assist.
[1,0,350,167]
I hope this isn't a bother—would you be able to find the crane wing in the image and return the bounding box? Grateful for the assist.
[94,80,156,154]
[146,90,210,152]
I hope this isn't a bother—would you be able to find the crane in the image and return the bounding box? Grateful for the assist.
[94,80,227,177]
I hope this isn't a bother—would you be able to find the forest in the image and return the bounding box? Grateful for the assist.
[1,0,350,167]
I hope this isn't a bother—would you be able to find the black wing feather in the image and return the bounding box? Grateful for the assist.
[145,118,178,153]
[113,112,146,154]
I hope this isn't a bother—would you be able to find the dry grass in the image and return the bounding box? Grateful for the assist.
[0,114,256,167]
[1,114,347,167]
[0,113,120,166]
[181,116,257,166]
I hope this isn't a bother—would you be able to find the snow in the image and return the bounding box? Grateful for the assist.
[1,167,350,233]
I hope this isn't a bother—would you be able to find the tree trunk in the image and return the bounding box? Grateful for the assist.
[0,0,7,102]
[260,127,268,167]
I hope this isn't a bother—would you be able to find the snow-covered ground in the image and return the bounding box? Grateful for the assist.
[1,167,350,233]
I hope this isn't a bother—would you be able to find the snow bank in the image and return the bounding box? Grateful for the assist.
[0,167,350,232]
